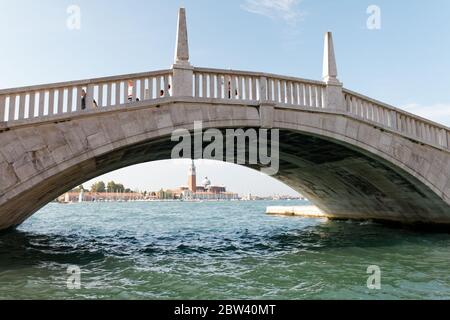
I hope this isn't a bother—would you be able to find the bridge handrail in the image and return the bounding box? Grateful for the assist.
[0,69,173,123]
[193,67,327,108]
[193,67,327,86]
[343,88,450,149]
[0,69,172,95]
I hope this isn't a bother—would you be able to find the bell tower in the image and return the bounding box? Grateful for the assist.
[188,160,197,193]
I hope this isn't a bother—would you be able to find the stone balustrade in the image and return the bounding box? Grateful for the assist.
[0,69,172,123]
[344,89,449,150]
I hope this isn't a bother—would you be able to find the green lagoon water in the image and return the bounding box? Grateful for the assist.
[0,200,449,300]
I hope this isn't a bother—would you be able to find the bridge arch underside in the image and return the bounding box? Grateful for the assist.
[0,102,449,230]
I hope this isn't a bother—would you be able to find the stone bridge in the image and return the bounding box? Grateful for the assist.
[0,9,449,230]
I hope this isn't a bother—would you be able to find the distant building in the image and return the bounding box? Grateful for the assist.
[170,160,239,201]
[58,192,145,203]
[187,160,197,193]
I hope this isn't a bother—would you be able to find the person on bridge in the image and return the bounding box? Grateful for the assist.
[81,89,98,110]
[159,84,172,98]
[81,89,86,110]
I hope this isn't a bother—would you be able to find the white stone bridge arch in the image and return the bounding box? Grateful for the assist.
[0,8,449,230]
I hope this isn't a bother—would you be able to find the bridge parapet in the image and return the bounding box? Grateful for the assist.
[0,69,172,124]
[343,89,449,150]
[192,67,326,108]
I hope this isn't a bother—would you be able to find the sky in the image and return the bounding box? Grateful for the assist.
[1,0,449,196]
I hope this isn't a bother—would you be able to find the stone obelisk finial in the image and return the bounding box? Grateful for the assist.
[322,32,340,85]
[174,7,190,66]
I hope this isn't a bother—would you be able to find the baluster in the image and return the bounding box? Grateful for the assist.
[273,79,279,103]
[402,116,408,134]
[85,85,93,109]
[214,75,220,99]
[297,84,304,106]
[76,87,83,112]
[164,75,170,97]
[415,121,422,140]
[379,107,385,125]
[347,96,352,113]
[373,106,379,123]
[107,83,113,106]
[419,123,425,140]
[354,99,359,117]
[157,76,163,98]
[363,102,368,119]
[252,77,258,100]
[266,79,273,101]
[312,86,319,108]
[38,91,45,117]
[98,84,104,107]
[440,129,447,147]
[209,74,215,98]
[357,99,362,116]
[394,112,400,131]
[427,125,432,143]
[147,78,153,100]
[230,76,236,100]
[245,77,250,100]
[8,96,15,120]
[318,87,324,108]
[29,92,36,118]
[292,83,299,105]
[57,89,64,114]
[8,95,15,120]
[279,80,286,103]
[352,98,357,116]
[362,101,367,119]
[201,74,207,98]
[137,80,143,102]
[0,96,5,121]
[132,80,137,102]
[255,76,264,101]
[47,90,54,116]
[18,93,26,120]
[238,76,244,100]
[304,85,311,107]
[68,87,74,112]
[122,81,128,103]
[193,74,199,98]
[404,117,410,134]
[370,103,375,121]
[285,82,292,105]
[379,106,385,124]
[115,82,121,105]
[431,127,437,144]
[411,119,417,137]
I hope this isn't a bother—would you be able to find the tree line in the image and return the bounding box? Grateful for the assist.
[72,181,135,194]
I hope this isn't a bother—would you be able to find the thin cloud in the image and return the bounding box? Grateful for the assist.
[241,0,305,26]
[404,103,450,127]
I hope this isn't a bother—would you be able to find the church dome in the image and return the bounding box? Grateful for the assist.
[202,177,211,188]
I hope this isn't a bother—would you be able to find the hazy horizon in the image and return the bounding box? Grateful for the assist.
[83,159,301,197]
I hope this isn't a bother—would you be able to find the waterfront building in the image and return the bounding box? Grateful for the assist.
[58,191,145,203]
[170,161,239,201]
